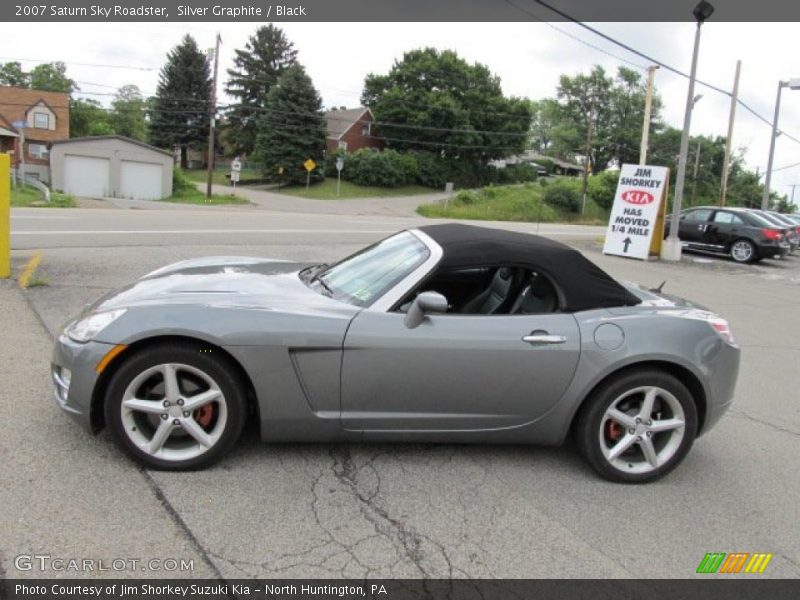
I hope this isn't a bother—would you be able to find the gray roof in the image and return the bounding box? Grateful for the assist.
[324,107,371,140]
[50,135,174,158]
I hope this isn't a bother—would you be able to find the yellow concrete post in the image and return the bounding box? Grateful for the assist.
[0,153,10,278]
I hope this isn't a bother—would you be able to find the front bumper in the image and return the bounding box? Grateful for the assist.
[51,335,117,433]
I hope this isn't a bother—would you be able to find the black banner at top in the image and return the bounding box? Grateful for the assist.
[2,0,800,22]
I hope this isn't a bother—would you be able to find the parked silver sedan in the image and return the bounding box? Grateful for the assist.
[51,224,740,482]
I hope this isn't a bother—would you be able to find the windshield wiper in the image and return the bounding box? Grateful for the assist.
[312,273,335,297]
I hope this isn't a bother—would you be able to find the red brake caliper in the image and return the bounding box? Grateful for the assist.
[194,404,214,428]
[605,419,623,442]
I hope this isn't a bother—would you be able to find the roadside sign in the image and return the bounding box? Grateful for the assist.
[335,157,344,172]
[230,171,240,183]
[303,159,317,172]
[278,166,284,175]
[230,159,242,172]
[603,164,669,260]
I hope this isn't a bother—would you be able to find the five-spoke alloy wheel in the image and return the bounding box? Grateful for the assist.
[105,343,246,470]
[575,369,698,483]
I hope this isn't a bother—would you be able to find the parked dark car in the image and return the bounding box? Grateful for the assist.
[665,206,790,263]
[760,211,800,252]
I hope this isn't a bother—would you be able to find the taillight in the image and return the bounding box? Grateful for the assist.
[708,317,735,344]
[762,228,782,241]
[795,226,800,235]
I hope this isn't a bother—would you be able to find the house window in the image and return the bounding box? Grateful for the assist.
[28,144,49,159]
[361,122,371,136]
[33,112,50,129]
[338,141,348,151]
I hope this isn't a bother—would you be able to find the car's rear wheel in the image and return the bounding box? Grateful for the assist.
[575,369,698,483]
[104,343,246,470]
[730,239,756,263]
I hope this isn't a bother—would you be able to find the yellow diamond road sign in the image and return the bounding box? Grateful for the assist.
[303,159,317,172]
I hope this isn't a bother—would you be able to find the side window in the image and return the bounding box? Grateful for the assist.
[713,211,735,224]
[397,267,559,315]
[684,209,712,222]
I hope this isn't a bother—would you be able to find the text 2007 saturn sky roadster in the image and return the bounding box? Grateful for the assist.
[51,224,739,482]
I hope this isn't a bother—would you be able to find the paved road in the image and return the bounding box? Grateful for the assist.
[3,205,799,580]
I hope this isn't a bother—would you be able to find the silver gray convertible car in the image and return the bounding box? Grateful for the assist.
[52,224,740,482]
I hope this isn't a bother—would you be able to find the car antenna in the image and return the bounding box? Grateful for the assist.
[650,281,667,293]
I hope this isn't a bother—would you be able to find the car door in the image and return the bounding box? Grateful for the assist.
[340,310,581,433]
[704,210,737,249]
[679,208,714,246]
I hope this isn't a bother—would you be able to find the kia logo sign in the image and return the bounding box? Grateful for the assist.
[621,190,655,205]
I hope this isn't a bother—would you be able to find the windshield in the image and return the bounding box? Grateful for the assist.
[310,231,430,307]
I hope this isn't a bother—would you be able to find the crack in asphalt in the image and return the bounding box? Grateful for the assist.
[727,409,800,437]
[329,446,455,580]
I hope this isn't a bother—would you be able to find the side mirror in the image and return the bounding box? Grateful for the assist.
[403,291,449,329]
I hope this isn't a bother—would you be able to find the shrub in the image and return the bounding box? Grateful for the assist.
[453,189,478,205]
[173,168,196,195]
[414,152,448,189]
[344,149,418,187]
[543,179,581,213]
[586,170,620,211]
[533,158,555,174]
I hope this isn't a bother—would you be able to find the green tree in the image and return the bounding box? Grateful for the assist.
[69,98,113,137]
[111,84,147,140]
[149,34,211,168]
[0,62,29,87]
[225,25,298,156]
[254,64,325,185]
[29,62,76,94]
[529,98,564,154]
[361,48,532,165]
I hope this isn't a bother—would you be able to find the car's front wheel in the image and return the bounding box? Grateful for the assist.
[104,343,246,470]
[575,369,698,483]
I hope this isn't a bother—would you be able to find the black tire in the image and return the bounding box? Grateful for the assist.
[104,342,246,470]
[574,369,698,483]
[729,238,756,263]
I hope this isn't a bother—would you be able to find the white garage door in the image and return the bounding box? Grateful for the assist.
[63,155,110,198]
[120,161,163,200]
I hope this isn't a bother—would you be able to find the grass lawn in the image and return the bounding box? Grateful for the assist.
[11,185,76,208]
[280,178,435,200]
[182,168,261,186]
[417,183,609,225]
[160,187,251,205]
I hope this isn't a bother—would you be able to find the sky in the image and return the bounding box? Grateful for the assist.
[3,21,800,201]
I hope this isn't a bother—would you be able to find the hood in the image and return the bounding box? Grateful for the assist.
[86,256,338,314]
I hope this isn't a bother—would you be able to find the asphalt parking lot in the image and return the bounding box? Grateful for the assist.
[2,204,799,580]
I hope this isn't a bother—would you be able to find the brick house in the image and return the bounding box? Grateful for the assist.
[0,86,70,183]
[325,107,383,154]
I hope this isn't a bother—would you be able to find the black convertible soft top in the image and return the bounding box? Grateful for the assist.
[418,223,640,312]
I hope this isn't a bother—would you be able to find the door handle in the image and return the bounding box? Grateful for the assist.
[522,334,567,345]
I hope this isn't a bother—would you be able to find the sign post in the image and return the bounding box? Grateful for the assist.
[602,164,669,260]
[0,153,10,278]
[230,158,241,189]
[303,158,317,193]
[335,156,344,197]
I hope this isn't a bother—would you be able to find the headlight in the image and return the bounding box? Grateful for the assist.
[66,309,127,343]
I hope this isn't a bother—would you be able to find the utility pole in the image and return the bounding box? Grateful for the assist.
[639,65,659,165]
[663,1,714,262]
[690,141,701,205]
[789,184,799,205]
[206,32,221,200]
[581,98,594,215]
[719,60,741,206]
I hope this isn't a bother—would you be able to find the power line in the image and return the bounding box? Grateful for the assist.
[525,0,800,146]
[0,56,155,71]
